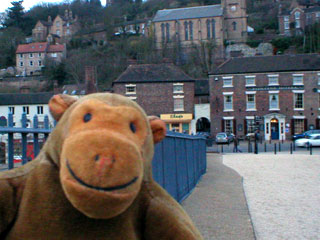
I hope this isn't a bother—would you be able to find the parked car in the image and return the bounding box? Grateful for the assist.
[245,132,255,141]
[292,129,320,141]
[215,132,234,144]
[295,134,320,147]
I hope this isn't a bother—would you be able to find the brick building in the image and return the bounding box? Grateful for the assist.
[32,10,79,43]
[152,0,248,55]
[112,63,195,133]
[16,42,66,76]
[209,54,320,140]
[279,0,320,36]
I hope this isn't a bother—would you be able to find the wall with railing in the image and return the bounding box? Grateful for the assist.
[0,114,207,202]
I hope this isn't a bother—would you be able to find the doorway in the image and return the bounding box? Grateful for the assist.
[196,117,211,134]
[270,118,279,140]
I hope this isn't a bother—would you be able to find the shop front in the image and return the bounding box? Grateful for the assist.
[160,113,193,134]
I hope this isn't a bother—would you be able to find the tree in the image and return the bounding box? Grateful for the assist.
[4,1,25,29]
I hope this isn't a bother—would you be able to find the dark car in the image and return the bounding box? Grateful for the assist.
[292,129,320,141]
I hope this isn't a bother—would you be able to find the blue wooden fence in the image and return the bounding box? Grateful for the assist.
[0,114,207,202]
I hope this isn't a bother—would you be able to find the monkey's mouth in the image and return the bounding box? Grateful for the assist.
[66,160,138,192]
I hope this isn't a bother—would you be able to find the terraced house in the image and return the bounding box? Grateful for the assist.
[152,0,248,58]
[209,54,320,141]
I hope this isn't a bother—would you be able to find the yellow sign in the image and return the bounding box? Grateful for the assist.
[160,113,193,120]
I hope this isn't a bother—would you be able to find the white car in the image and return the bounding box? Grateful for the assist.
[295,134,320,147]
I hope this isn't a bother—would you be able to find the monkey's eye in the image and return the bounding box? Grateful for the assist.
[130,122,136,133]
[83,113,92,123]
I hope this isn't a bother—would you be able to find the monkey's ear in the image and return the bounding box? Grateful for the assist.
[49,94,77,121]
[148,116,166,144]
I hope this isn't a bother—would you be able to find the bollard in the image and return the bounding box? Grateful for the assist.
[264,142,267,152]
[221,144,223,153]
[254,140,258,154]
[248,140,251,153]
[310,144,312,155]
[293,141,296,151]
[274,143,277,154]
[278,142,281,152]
[269,138,271,144]
[290,143,293,154]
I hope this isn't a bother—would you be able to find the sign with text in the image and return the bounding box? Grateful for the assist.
[246,86,304,91]
[160,113,193,121]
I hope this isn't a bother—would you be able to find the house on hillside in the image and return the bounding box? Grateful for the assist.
[279,0,320,35]
[209,54,320,141]
[32,10,79,43]
[16,42,66,76]
[152,0,248,57]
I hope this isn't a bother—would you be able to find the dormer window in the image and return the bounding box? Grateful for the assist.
[230,4,237,12]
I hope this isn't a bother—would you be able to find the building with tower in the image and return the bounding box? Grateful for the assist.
[152,0,248,57]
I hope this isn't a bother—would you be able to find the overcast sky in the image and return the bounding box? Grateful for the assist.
[1,0,106,13]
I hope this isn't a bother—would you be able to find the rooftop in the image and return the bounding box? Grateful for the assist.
[153,4,222,22]
[212,54,320,75]
[114,63,194,83]
[0,92,54,106]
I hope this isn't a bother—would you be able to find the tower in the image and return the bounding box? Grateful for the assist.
[222,0,248,43]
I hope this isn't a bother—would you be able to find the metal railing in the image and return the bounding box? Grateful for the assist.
[0,114,207,202]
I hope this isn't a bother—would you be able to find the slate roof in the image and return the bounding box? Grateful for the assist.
[152,5,222,22]
[113,63,194,83]
[304,6,320,13]
[39,20,52,27]
[212,54,320,75]
[47,44,65,52]
[0,92,54,106]
[195,79,209,96]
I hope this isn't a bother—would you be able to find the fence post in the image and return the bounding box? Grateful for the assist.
[248,140,251,153]
[21,113,28,165]
[264,142,267,152]
[33,115,40,157]
[274,143,277,155]
[310,144,312,155]
[290,143,293,154]
[278,142,281,152]
[293,141,296,151]
[8,113,14,169]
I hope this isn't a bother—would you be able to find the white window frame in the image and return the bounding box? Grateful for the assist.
[37,106,44,115]
[29,53,33,58]
[269,90,280,110]
[19,54,23,58]
[38,53,42,57]
[20,61,23,67]
[29,61,33,66]
[292,74,304,85]
[125,84,136,95]
[293,90,304,110]
[284,16,290,30]
[268,74,279,86]
[173,83,184,93]
[173,95,184,111]
[246,91,256,111]
[38,60,42,66]
[51,53,57,58]
[223,92,233,112]
[223,76,233,87]
[56,30,60,36]
[8,107,15,115]
[245,76,256,86]
[22,106,29,115]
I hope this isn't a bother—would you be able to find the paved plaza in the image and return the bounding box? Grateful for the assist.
[183,153,320,240]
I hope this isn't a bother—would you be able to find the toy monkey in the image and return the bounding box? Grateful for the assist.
[0,93,203,239]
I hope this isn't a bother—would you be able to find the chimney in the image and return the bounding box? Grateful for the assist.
[48,16,52,23]
[85,66,98,94]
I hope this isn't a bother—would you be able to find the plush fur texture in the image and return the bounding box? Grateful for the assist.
[0,93,203,239]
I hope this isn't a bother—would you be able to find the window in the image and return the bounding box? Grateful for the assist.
[223,77,233,87]
[284,16,289,22]
[293,74,303,85]
[295,11,301,28]
[19,54,23,58]
[268,75,279,85]
[230,5,237,12]
[29,53,33,58]
[56,21,60,27]
[56,30,60,36]
[125,84,136,95]
[173,83,183,93]
[38,53,42,57]
[306,14,312,25]
[184,21,189,40]
[189,21,193,40]
[38,60,42,66]
[174,97,184,111]
[284,16,290,30]
[269,93,279,110]
[29,61,33,66]
[23,106,29,114]
[294,93,304,109]
[224,94,233,111]
[37,106,43,115]
[246,94,256,110]
[8,107,15,115]
[51,53,57,58]
[67,29,71,35]
[232,22,237,31]
[245,76,255,86]
[318,73,320,85]
[294,119,304,134]
[246,119,255,134]
[20,62,23,67]
[224,119,233,133]
[206,19,215,39]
